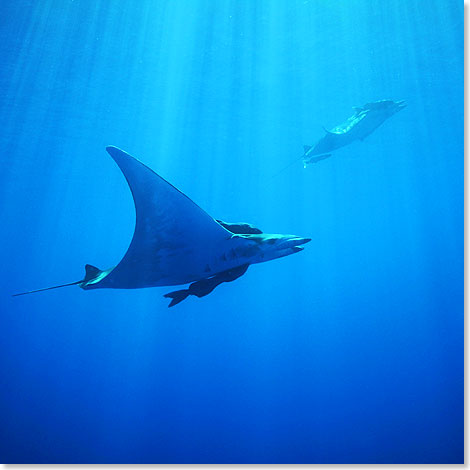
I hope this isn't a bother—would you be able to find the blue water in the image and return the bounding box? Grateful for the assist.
[0,0,462,464]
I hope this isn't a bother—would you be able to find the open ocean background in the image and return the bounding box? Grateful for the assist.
[0,0,462,463]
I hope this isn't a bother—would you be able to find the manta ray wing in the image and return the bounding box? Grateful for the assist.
[102,146,232,288]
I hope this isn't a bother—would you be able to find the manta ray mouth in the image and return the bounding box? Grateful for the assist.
[277,237,312,251]
[269,237,311,260]
[396,100,407,110]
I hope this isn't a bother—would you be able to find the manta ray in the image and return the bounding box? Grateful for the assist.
[303,99,406,166]
[14,147,311,307]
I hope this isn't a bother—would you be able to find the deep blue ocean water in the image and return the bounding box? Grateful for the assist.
[0,0,462,463]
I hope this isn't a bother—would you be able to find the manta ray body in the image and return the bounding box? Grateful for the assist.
[15,147,310,307]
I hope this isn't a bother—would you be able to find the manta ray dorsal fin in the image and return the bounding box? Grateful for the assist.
[104,147,232,288]
[84,264,101,281]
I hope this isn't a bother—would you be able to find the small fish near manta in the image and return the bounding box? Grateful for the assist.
[13,147,311,307]
[303,99,406,166]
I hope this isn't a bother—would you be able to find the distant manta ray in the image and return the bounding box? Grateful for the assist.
[14,146,311,307]
[303,99,407,166]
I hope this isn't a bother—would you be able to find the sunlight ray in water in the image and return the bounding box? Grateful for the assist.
[1,0,462,464]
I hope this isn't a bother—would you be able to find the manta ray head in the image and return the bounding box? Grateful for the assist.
[230,233,312,265]
[364,99,407,115]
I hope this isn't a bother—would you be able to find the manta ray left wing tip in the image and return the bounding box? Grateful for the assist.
[106,146,127,158]
[105,146,141,170]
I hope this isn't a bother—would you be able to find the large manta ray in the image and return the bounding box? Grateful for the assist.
[14,147,311,307]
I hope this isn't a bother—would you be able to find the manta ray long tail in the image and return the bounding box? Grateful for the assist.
[12,264,102,297]
[12,280,84,297]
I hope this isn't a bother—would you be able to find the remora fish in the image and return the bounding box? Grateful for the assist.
[303,99,406,166]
